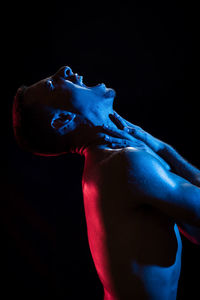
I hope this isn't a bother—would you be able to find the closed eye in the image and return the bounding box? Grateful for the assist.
[46,79,55,91]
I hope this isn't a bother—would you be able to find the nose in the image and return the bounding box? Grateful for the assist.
[63,66,73,77]
[55,66,74,78]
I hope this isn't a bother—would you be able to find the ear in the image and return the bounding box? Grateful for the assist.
[51,112,76,132]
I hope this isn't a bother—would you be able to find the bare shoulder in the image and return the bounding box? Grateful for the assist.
[103,146,170,170]
[116,146,163,170]
[95,146,165,174]
[119,147,179,191]
[97,146,144,167]
[85,145,170,183]
[96,146,159,185]
[84,146,145,182]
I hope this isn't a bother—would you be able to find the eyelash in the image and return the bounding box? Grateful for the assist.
[47,80,55,90]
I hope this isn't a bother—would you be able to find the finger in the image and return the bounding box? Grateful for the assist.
[102,125,134,140]
[112,114,146,140]
[93,132,124,144]
[113,111,141,132]
[92,132,110,144]
[123,119,140,130]
[97,134,146,149]
[111,111,128,129]
[92,132,128,146]
[108,139,146,149]
[130,128,147,142]
[90,132,124,148]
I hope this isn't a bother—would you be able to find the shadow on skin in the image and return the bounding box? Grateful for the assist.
[84,150,179,299]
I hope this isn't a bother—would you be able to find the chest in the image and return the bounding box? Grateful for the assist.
[82,179,182,299]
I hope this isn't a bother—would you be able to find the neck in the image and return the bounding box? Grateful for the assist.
[71,109,120,156]
[72,141,109,157]
[87,107,115,128]
[82,144,114,169]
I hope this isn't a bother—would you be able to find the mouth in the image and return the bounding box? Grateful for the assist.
[72,73,86,87]
[72,73,106,89]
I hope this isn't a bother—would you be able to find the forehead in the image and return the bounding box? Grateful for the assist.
[25,78,54,108]
[25,77,75,113]
[27,78,49,98]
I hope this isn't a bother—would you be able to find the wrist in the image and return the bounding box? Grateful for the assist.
[157,141,170,156]
[146,134,167,153]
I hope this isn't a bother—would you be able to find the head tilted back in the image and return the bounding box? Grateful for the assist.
[12,86,75,156]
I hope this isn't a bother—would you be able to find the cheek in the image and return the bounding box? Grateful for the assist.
[51,88,73,110]
[60,84,73,99]
[72,88,93,108]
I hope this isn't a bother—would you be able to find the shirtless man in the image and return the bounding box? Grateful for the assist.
[13,66,200,300]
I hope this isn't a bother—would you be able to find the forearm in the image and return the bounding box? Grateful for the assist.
[158,144,200,187]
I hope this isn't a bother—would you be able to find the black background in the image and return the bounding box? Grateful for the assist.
[2,2,199,299]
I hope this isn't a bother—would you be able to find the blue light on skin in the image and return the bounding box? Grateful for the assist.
[46,79,55,91]
[25,65,119,157]
[41,66,118,136]
[156,163,176,188]
[50,110,76,135]
[19,65,200,300]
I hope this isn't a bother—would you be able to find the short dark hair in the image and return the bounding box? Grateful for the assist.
[12,86,73,156]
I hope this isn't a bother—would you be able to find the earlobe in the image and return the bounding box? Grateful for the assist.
[51,112,76,131]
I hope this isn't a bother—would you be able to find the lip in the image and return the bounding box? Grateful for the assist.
[73,73,105,89]
[74,73,86,87]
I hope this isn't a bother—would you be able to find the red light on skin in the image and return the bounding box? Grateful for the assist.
[82,181,104,235]
[32,151,64,157]
[12,95,20,132]
[178,226,200,245]
[82,179,117,296]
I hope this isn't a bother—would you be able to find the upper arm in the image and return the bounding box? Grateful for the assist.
[124,150,200,227]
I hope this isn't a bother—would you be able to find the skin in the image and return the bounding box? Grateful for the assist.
[24,66,200,299]
[25,66,117,133]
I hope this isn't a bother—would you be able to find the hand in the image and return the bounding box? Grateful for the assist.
[111,111,167,153]
[91,124,147,150]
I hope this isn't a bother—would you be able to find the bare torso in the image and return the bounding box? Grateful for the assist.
[82,147,182,300]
